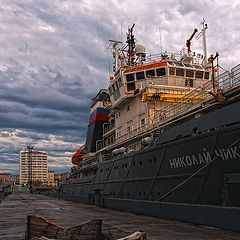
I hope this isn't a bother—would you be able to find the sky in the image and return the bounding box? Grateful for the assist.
[0,0,240,174]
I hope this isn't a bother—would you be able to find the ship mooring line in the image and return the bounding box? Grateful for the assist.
[158,136,240,202]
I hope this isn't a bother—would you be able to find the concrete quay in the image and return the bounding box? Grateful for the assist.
[0,194,239,240]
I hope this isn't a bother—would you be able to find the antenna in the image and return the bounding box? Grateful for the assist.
[126,23,136,66]
[159,25,163,55]
[201,19,208,66]
[121,21,123,43]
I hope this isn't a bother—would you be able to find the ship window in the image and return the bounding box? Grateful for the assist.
[196,71,204,79]
[112,84,116,91]
[185,79,193,87]
[117,77,123,86]
[115,81,118,88]
[146,69,155,77]
[127,105,130,111]
[136,71,145,80]
[141,118,145,126]
[109,86,113,95]
[126,73,135,82]
[169,67,175,75]
[204,72,210,79]
[186,69,194,78]
[156,68,166,76]
[176,68,185,76]
[127,82,136,91]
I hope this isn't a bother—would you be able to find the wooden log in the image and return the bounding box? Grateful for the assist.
[65,219,102,240]
[26,215,102,240]
[26,215,64,240]
[116,231,147,240]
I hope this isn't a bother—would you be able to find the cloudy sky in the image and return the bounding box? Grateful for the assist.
[0,0,239,174]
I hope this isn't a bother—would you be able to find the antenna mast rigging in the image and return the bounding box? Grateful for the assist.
[126,23,136,66]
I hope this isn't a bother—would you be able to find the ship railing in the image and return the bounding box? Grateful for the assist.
[103,122,116,136]
[135,76,169,89]
[136,77,191,90]
[145,49,204,65]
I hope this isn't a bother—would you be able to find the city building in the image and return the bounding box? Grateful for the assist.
[55,172,71,184]
[11,175,20,185]
[0,173,11,183]
[48,171,55,186]
[19,146,48,185]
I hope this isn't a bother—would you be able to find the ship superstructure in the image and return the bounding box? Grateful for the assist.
[80,22,212,158]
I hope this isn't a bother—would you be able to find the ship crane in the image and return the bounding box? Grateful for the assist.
[186,28,198,53]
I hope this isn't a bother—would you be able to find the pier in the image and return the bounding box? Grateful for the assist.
[0,193,240,239]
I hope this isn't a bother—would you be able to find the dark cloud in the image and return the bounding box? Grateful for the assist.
[0,0,239,173]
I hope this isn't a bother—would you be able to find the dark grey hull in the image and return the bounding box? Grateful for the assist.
[59,100,240,231]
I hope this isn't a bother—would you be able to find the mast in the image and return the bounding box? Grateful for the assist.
[126,23,136,66]
[201,20,208,66]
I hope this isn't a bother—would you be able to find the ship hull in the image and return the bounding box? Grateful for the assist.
[62,123,240,203]
[59,100,240,231]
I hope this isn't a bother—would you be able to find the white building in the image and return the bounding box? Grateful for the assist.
[19,148,48,185]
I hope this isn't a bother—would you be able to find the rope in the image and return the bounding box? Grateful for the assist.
[218,64,229,73]
[158,136,240,201]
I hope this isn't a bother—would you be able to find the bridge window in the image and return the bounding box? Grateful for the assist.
[126,73,135,82]
[146,69,155,77]
[156,68,166,76]
[186,69,194,78]
[109,86,113,95]
[204,72,210,80]
[127,82,136,91]
[196,71,204,79]
[185,79,193,87]
[176,68,185,76]
[117,77,123,86]
[169,67,175,75]
[126,73,135,91]
[136,71,145,80]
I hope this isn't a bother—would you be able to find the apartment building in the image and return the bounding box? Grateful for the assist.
[19,148,48,185]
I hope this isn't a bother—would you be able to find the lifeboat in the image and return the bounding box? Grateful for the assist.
[71,145,87,165]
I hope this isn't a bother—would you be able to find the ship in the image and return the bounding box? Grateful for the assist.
[59,21,240,231]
